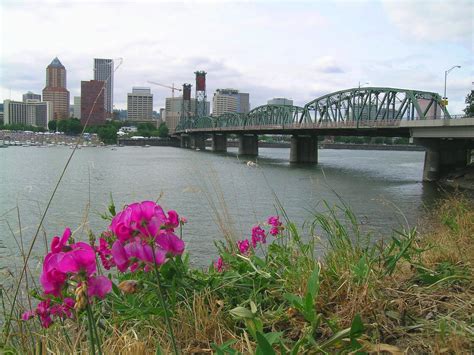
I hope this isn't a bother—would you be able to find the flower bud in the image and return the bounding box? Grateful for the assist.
[118,280,139,294]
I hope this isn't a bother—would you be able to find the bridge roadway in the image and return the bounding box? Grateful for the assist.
[175,87,474,181]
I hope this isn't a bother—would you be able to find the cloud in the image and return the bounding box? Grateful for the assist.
[312,56,345,74]
[382,0,472,44]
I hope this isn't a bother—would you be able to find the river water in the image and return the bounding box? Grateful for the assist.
[0,145,441,271]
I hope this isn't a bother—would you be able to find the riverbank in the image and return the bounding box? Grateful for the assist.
[2,195,472,353]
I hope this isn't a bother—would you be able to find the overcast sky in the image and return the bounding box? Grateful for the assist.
[1,0,472,113]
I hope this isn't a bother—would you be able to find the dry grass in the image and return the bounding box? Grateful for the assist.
[3,195,472,354]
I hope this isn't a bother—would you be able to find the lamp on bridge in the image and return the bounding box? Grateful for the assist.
[443,65,461,104]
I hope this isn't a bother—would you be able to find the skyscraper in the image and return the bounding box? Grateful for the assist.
[93,58,114,115]
[127,87,153,121]
[42,57,70,120]
[23,91,41,102]
[3,99,52,129]
[81,80,106,126]
[212,89,250,116]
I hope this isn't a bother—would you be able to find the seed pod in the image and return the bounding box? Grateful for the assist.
[74,283,88,311]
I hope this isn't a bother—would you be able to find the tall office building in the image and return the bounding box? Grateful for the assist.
[3,99,52,129]
[93,58,114,115]
[267,98,293,106]
[42,57,70,120]
[127,87,153,121]
[81,80,106,126]
[212,88,250,116]
[73,96,81,119]
[164,97,210,132]
[23,91,41,102]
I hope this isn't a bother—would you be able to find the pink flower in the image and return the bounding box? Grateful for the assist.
[251,226,267,247]
[22,298,75,328]
[237,239,250,254]
[109,201,185,273]
[96,238,115,270]
[40,239,97,297]
[111,238,167,273]
[180,216,188,225]
[88,276,112,299]
[214,257,224,272]
[166,210,179,229]
[21,310,34,321]
[156,231,185,256]
[267,216,283,236]
[50,228,72,253]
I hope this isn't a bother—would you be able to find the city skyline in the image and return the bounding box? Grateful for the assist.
[1,0,472,115]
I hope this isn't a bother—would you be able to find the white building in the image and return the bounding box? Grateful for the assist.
[3,99,52,129]
[212,88,250,116]
[127,87,153,121]
[94,58,114,114]
[267,98,293,106]
[73,96,81,119]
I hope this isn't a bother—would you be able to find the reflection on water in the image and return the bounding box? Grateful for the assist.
[0,145,443,269]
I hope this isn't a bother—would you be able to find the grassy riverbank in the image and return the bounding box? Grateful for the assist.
[1,195,472,354]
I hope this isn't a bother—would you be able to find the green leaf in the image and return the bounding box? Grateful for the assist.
[256,331,276,355]
[350,314,364,338]
[307,264,320,298]
[264,332,283,345]
[284,293,303,310]
[230,306,254,319]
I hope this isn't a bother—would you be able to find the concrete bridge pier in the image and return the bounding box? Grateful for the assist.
[290,135,318,164]
[416,138,472,181]
[238,134,258,156]
[190,135,206,150]
[180,135,191,149]
[212,134,227,152]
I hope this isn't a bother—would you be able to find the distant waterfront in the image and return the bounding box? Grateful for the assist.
[0,145,441,271]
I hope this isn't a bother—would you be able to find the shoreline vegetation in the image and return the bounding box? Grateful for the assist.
[0,194,472,354]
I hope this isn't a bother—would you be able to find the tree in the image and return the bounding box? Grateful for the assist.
[463,90,474,116]
[48,120,57,131]
[97,125,118,144]
[157,122,169,137]
[57,118,83,135]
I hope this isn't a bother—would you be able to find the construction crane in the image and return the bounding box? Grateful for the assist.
[147,81,182,98]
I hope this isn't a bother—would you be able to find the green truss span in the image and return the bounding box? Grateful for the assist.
[175,87,450,132]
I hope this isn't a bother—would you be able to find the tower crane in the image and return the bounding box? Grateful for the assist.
[147,81,182,98]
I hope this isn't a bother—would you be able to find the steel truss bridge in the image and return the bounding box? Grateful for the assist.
[176,87,452,135]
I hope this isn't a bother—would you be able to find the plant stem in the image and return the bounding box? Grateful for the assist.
[86,304,97,355]
[86,303,102,355]
[151,248,179,354]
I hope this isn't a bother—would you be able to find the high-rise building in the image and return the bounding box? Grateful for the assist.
[164,97,210,132]
[23,91,41,102]
[3,99,52,129]
[81,80,106,126]
[212,88,250,116]
[127,87,153,121]
[93,58,114,115]
[73,96,81,119]
[42,57,70,120]
[267,98,293,106]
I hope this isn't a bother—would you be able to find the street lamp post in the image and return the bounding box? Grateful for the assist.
[444,65,461,99]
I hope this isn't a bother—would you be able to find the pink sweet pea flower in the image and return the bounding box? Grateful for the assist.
[251,226,267,247]
[109,201,186,273]
[96,238,115,270]
[88,275,112,299]
[21,310,34,321]
[267,216,283,236]
[50,228,72,253]
[214,257,224,272]
[237,239,251,254]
